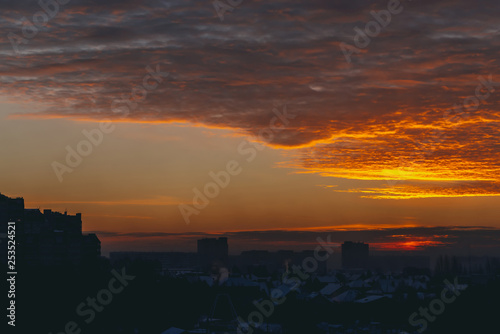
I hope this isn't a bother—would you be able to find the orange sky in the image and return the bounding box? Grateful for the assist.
[1,100,499,254]
[1,0,499,254]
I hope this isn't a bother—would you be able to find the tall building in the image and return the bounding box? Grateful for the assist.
[341,241,369,269]
[0,193,24,223]
[0,193,101,269]
[197,237,228,270]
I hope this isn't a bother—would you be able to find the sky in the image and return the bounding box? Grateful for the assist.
[0,0,499,255]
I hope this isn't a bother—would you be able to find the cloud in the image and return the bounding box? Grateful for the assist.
[1,0,499,199]
[30,196,186,206]
[89,225,500,254]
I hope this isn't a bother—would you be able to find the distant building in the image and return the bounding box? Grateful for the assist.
[370,254,430,272]
[0,193,101,269]
[300,250,327,275]
[110,252,198,274]
[236,249,327,275]
[198,237,228,270]
[342,241,369,269]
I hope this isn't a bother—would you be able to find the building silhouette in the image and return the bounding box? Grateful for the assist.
[110,251,198,275]
[341,241,369,269]
[0,193,24,223]
[0,193,100,269]
[198,237,228,271]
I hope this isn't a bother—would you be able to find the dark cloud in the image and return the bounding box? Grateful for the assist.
[90,225,500,255]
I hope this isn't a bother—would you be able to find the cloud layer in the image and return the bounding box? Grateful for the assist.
[91,225,500,255]
[2,0,500,198]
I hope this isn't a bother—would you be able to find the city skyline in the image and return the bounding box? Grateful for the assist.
[2,192,500,257]
[1,0,500,268]
[0,0,500,264]
[2,1,500,333]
